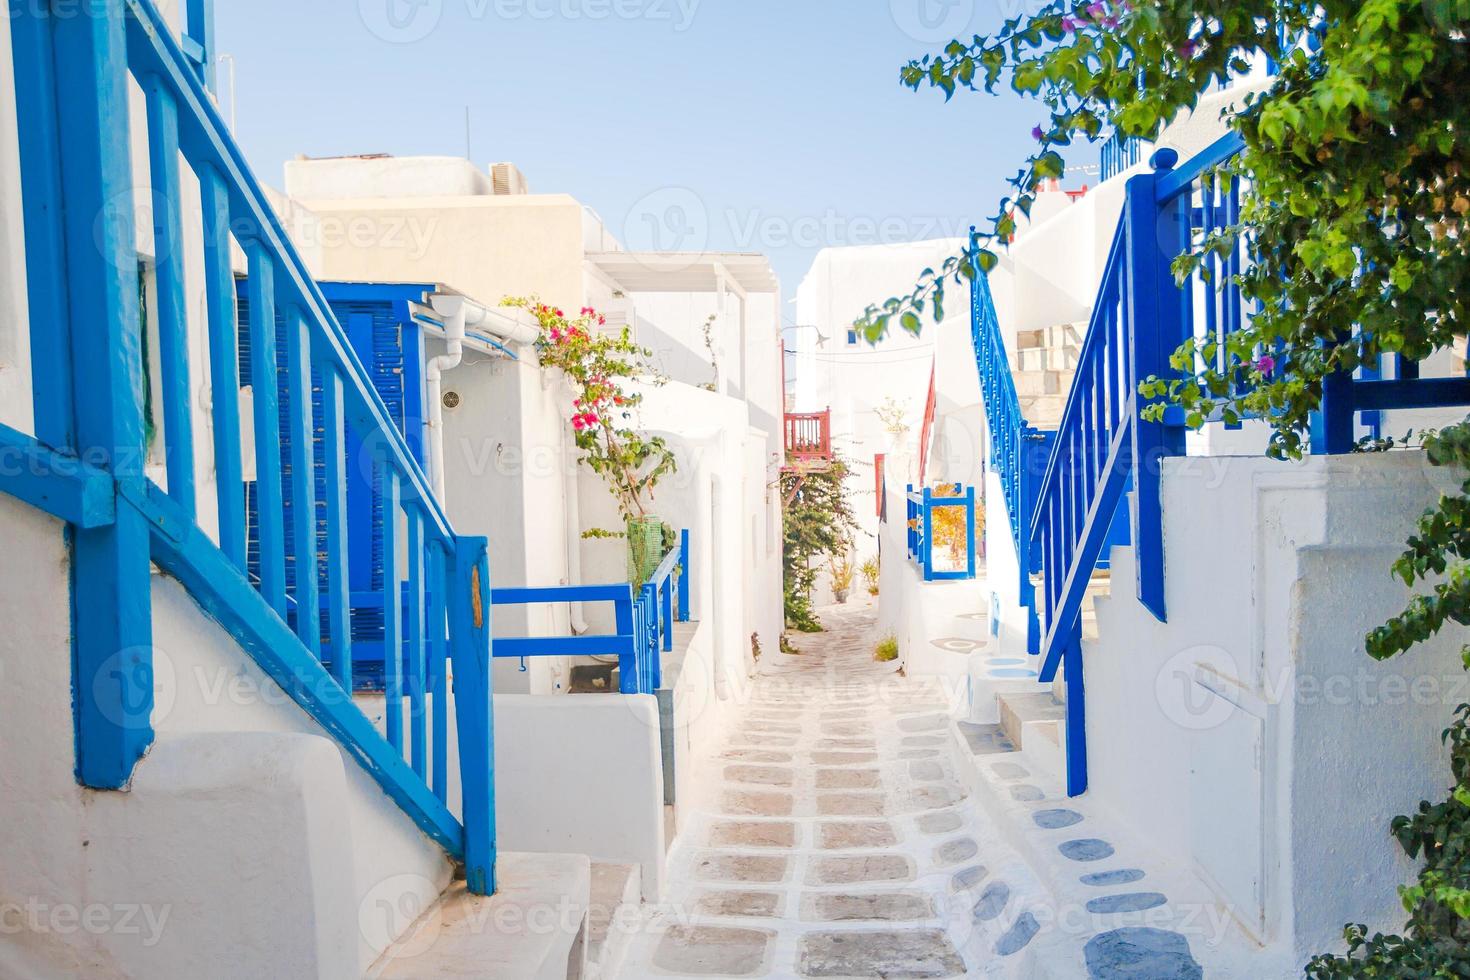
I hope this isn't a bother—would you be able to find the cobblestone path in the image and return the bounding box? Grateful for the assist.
[620,602,1007,978]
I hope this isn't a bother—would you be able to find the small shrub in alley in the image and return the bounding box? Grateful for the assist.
[860,555,880,596]
[874,635,899,663]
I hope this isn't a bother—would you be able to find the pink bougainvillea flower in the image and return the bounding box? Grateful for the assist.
[598,315,607,326]
[1254,354,1277,374]
[1177,40,1198,58]
[1032,125,1046,141]
[1061,16,1077,32]
[1086,1,1105,18]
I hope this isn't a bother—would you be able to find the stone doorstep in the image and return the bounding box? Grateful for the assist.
[370,851,591,980]
[997,692,1067,785]
[586,862,641,980]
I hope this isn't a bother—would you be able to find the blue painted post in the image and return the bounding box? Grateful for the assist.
[184,0,217,89]
[142,75,196,518]
[10,4,75,451]
[965,486,977,579]
[19,0,157,789]
[677,529,691,621]
[1126,149,1188,624]
[643,582,663,690]
[429,542,448,803]
[406,509,427,778]
[200,166,245,567]
[615,589,637,694]
[246,247,286,614]
[906,485,916,560]
[1063,630,1088,797]
[921,487,935,581]
[448,535,496,896]
[320,368,353,689]
[284,310,319,657]
[1313,332,1356,454]
[661,576,674,654]
[382,466,403,753]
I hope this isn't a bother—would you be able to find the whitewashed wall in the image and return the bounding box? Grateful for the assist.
[0,496,452,979]
[1087,452,1467,969]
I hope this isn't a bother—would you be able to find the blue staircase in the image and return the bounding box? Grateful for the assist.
[5,0,495,892]
[970,132,1470,799]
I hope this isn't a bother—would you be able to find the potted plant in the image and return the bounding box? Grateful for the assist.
[509,298,677,583]
[860,555,881,596]
[829,548,855,604]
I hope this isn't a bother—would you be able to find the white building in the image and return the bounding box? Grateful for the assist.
[0,5,781,978]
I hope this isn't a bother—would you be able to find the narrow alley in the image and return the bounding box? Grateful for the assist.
[619,601,1045,978]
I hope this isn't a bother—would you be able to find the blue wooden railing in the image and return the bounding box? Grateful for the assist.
[492,531,690,694]
[1100,132,1145,183]
[905,484,978,582]
[7,0,495,892]
[976,131,1470,799]
[969,258,1056,647]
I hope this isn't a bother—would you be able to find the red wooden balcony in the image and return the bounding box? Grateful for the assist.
[784,410,832,466]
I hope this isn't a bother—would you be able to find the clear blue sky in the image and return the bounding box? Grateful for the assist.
[216,0,1098,320]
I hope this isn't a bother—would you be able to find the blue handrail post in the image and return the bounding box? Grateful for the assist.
[965,486,977,579]
[642,582,663,690]
[448,535,496,895]
[1126,149,1188,623]
[921,486,935,581]
[615,589,638,694]
[14,0,158,790]
[1312,332,1357,454]
[660,577,674,654]
[1062,627,1088,796]
[677,529,691,621]
[905,485,914,558]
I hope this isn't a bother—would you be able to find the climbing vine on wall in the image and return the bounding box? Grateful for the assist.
[874,1,1470,971]
[781,458,858,632]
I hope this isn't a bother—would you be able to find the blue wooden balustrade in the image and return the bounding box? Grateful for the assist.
[905,485,978,583]
[978,131,1470,799]
[968,257,1059,649]
[491,532,690,695]
[5,0,495,893]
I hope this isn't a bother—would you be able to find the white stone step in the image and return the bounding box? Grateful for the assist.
[1015,322,1086,352]
[369,852,591,980]
[1014,370,1066,398]
[586,862,641,980]
[1017,345,1081,373]
[1018,394,1069,428]
[952,739,1273,978]
[997,691,1066,782]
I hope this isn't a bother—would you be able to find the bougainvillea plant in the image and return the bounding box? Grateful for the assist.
[506,298,676,521]
[867,1,1470,973]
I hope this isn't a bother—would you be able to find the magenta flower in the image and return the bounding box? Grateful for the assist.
[1032,125,1046,141]
[1254,354,1277,374]
[1177,40,1198,58]
[1061,15,1077,32]
[1086,1,1105,19]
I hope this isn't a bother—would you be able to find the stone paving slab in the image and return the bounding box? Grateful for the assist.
[797,929,966,978]
[653,924,773,976]
[622,601,1203,979]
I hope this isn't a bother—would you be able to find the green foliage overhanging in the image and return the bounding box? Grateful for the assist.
[782,459,858,632]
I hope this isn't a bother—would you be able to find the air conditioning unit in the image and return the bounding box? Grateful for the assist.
[490,162,529,196]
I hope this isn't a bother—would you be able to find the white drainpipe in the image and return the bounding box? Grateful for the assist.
[424,298,467,503]
[424,294,542,505]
